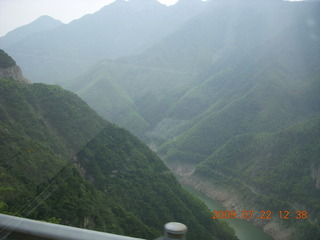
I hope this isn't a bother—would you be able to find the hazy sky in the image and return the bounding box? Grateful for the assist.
[0,0,180,37]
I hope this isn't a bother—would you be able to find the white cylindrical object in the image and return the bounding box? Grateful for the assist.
[164,222,187,239]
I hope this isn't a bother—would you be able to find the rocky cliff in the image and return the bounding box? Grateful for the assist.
[0,49,30,83]
[0,65,30,83]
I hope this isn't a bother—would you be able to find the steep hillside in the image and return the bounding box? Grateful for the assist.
[66,1,320,145]
[72,125,237,239]
[0,53,238,240]
[0,50,16,68]
[160,1,320,164]
[193,114,320,240]
[65,59,191,139]
[60,1,320,239]
[161,66,320,165]
[2,1,319,239]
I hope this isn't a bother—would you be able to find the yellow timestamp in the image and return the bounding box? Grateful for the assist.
[211,210,308,220]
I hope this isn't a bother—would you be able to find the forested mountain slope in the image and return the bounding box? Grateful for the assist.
[2,1,320,239]
[61,1,320,239]
[0,52,238,240]
[66,0,320,144]
[194,114,320,240]
[160,1,320,162]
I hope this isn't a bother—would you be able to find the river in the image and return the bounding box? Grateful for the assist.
[183,185,273,240]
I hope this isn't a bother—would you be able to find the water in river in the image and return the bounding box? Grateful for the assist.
[183,185,273,240]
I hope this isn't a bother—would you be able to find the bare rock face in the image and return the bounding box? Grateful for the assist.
[0,65,30,84]
[0,49,30,83]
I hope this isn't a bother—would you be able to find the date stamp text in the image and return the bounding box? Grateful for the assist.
[211,210,308,220]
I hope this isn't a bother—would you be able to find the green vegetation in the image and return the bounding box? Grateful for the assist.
[0,49,16,68]
[195,115,320,239]
[0,76,107,221]
[73,125,237,239]
[1,1,320,239]
[0,74,238,239]
[61,3,320,239]
[203,115,320,210]
[0,78,107,154]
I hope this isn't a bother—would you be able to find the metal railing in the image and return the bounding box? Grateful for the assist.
[0,214,187,240]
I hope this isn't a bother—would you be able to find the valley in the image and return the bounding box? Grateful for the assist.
[1,0,320,239]
[175,164,297,240]
[0,50,237,240]
[182,185,274,240]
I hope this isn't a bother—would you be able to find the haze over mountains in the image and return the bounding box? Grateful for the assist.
[1,0,320,239]
[0,50,238,240]
[0,0,208,84]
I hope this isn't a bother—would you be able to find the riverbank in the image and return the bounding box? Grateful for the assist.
[170,163,296,240]
[183,184,273,240]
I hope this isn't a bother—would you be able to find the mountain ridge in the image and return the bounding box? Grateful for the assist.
[0,16,63,48]
[1,1,320,239]
[58,1,320,239]
[0,0,210,84]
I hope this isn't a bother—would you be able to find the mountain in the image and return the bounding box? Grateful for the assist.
[2,0,320,239]
[0,49,29,83]
[65,59,192,140]
[160,1,320,163]
[192,114,320,240]
[62,1,320,239]
[0,16,63,48]
[0,51,238,240]
[66,0,320,141]
[0,0,208,84]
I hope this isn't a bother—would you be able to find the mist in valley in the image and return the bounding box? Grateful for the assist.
[1,0,320,239]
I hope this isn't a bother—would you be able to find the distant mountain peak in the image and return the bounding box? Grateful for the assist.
[33,15,61,22]
[7,15,63,36]
[110,0,165,7]
[0,15,63,49]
